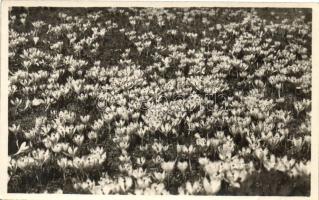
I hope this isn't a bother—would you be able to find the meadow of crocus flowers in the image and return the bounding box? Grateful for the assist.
[8,7,311,195]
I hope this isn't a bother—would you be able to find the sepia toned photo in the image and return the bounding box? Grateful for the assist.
[1,1,319,199]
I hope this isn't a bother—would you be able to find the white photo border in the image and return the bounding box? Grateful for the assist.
[1,1,318,200]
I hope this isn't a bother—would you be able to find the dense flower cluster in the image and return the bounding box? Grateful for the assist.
[8,7,311,195]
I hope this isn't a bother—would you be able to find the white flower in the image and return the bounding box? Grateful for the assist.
[153,171,166,182]
[14,142,30,156]
[80,115,90,124]
[67,146,78,157]
[254,147,268,160]
[17,156,35,169]
[32,149,50,163]
[52,143,63,153]
[20,17,26,25]
[61,142,69,152]
[185,181,201,195]
[204,161,221,176]
[136,177,151,189]
[130,167,146,179]
[88,131,98,140]
[73,134,84,146]
[49,133,61,143]
[182,145,195,155]
[33,37,39,45]
[177,161,188,173]
[9,124,20,135]
[76,124,85,132]
[136,157,146,166]
[57,157,68,169]
[203,177,221,195]
[292,137,303,152]
[118,176,133,192]
[198,157,210,166]
[161,161,175,173]
[92,119,104,131]
[73,157,84,169]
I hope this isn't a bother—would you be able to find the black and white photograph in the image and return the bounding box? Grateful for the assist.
[1,1,319,198]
